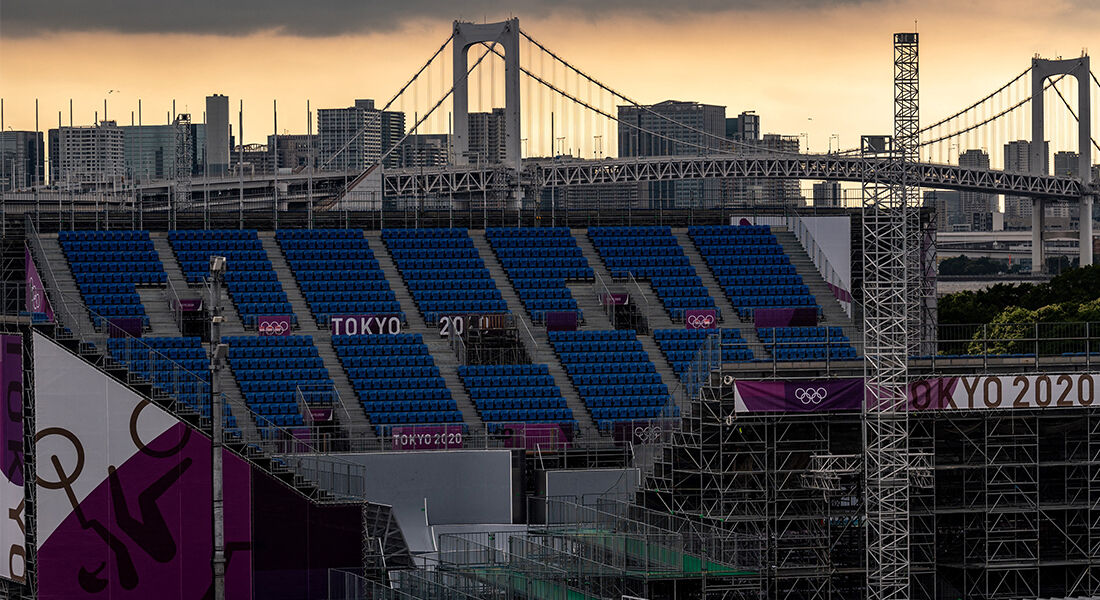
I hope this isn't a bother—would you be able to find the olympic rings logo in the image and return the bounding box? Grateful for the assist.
[30,285,43,311]
[258,319,289,336]
[794,387,828,405]
[686,313,716,329]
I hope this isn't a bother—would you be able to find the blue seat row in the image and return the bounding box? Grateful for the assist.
[549,330,672,431]
[60,230,151,242]
[332,333,463,433]
[61,230,167,333]
[459,363,575,427]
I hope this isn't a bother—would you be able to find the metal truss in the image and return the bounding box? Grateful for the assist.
[379,154,1088,199]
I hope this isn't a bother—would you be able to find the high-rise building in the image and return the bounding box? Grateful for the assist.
[1003,140,1048,229]
[924,190,965,231]
[121,124,207,182]
[618,100,726,208]
[726,111,760,144]
[205,94,230,176]
[0,131,44,190]
[726,134,804,207]
[958,149,996,231]
[812,181,842,207]
[467,109,507,165]
[267,134,318,171]
[318,99,405,172]
[397,134,450,167]
[47,121,125,187]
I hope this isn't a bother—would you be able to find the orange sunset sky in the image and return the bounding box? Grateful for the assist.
[1,0,1097,161]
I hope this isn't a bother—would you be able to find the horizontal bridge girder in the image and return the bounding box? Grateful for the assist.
[382,154,1087,199]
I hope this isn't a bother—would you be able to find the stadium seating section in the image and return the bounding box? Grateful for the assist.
[331,333,462,433]
[458,364,575,431]
[549,329,677,430]
[106,336,239,435]
[168,230,295,328]
[653,329,755,378]
[688,225,817,318]
[757,326,859,361]
[382,228,507,324]
[485,227,593,323]
[225,335,332,433]
[275,229,403,325]
[60,230,165,328]
[588,227,718,321]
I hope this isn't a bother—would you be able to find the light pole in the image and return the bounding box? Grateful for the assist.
[208,256,228,600]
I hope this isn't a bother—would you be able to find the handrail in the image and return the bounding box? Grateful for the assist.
[593,271,618,329]
[786,211,855,318]
[450,328,468,365]
[626,272,655,324]
[517,315,540,363]
[24,216,101,345]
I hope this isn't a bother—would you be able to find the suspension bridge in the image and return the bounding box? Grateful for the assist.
[101,17,1097,275]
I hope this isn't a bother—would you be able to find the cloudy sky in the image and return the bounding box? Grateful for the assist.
[1,0,1097,158]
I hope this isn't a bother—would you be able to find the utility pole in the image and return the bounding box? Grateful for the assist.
[208,255,228,600]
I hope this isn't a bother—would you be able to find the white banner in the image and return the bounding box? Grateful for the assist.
[910,373,1099,410]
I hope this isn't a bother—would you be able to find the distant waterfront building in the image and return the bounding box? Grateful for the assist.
[0,130,44,190]
[467,109,507,165]
[812,181,842,207]
[397,134,450,167]
[924,190,965,231]
[958,149,996,231]
[267,134,318,171]
[47,121,125,187]
[318,99,405,171]
[121,124,207,182]
[618,100,726,208]
[1003,140,1048,230]
[725,111,760,143]
[205,94,230,176]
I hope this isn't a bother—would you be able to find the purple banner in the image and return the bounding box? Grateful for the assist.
[611,419,678,445]
[177,298,203,312]
[257,315,292,336]
[600,293,629,306]
[330,314,402,336]
[308,407,333,422]
[685,309,717,329]
[0,335,25,583]
[754,307,819,328]
[735,378,864,412]
[545,312,578,332]
[24,246,54,322]
[107,318,144,338]
[390,425,464,450]
[37,423,252,599]
[496,423,572,450]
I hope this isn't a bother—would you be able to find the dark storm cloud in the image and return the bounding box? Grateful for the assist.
[1,0,875,38]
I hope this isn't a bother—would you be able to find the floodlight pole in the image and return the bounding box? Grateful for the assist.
[208,255,228,600]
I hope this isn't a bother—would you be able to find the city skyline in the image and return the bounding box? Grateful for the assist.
[2,0,1098,160]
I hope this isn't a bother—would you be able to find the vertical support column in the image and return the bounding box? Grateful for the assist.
[1032,199,1046,273]
[1082,195,1094,266]
[1078,56,1093,266]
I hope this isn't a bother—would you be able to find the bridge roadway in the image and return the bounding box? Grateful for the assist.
[128,153,1094,202]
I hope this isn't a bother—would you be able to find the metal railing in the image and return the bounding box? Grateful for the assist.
[24,217,100,345]
[592,271,618,329]
[785,210,856,318]
[516,315,540,363]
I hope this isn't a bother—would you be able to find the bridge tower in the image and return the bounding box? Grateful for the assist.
[1030,56,1093,272]
[452,19,521,173]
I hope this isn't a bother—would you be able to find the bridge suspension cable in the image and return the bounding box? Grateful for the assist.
[918,67,1031,133]
[1048,76,1100,153]
[519,29,805,158]
[918,73,1071,147]
[319,32,455,171]
[479,42,741,159]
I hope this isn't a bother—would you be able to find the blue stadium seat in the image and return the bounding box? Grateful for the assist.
[588,227,718,321]
[485,227,593,324]
[382,229,509,324]
[331,333,464,435]
[168,230,296,330]
[60,230,166,329]
[547,329,677,430]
